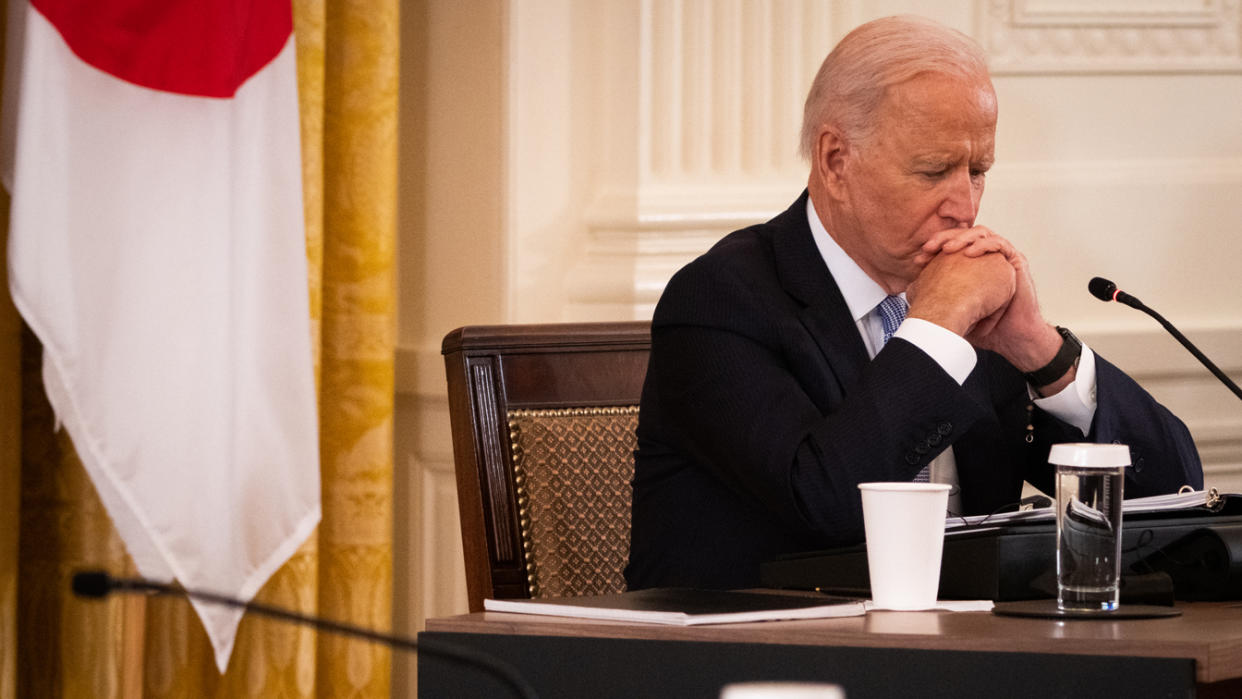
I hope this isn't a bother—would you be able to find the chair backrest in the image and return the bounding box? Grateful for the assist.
[442,322,650,612]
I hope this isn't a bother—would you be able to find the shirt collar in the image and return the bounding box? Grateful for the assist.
[805,197,893,323]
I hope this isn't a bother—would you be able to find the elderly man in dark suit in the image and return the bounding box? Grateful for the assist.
[625,15,1203,590]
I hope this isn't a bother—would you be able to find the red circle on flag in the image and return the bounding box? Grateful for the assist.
[31,0,292,98]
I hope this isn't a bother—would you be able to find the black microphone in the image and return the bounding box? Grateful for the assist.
[1088,277,1242,401]
[1087,276,1141,308]
[72,570,538,699]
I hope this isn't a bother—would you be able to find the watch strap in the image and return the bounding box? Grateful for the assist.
[1024,326,1081,387]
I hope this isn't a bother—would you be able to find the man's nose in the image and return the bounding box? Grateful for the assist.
[938,169,980,226]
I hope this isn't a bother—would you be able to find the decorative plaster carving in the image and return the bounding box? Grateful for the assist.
[573,1,840,319]
[981,0,1242,73]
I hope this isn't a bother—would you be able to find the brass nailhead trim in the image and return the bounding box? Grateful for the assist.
[507,406,640,598]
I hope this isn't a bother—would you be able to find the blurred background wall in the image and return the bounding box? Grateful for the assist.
[393,1,1242,692]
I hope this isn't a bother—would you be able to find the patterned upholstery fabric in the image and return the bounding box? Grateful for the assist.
[507,407,639,598]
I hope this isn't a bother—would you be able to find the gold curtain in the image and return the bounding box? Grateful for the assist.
[0,0,399,696]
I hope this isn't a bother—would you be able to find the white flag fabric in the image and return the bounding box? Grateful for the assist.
[2,0,320,670]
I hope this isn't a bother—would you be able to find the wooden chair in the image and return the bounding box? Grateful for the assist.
[442,322,651,612]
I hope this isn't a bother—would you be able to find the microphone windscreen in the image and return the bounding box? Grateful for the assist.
[1088,277,1117,302]
[72,571,113,598]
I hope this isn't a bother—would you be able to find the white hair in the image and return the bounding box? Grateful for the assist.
[799,15,990,160]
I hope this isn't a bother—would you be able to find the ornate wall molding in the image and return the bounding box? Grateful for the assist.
[584,1,839,230]
[981,0,1242,73]
[565,227,726,321]
[988,156,1242,187]
[637,0,834,185]
[572,1,846,319]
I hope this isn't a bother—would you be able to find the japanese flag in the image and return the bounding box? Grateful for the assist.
[2,0,320,670]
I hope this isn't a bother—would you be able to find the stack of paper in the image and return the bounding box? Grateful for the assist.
[945,487,1227,531]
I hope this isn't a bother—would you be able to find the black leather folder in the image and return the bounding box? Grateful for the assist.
[760,499,1242,601]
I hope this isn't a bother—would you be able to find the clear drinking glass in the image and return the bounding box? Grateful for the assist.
[1050,443,1130,612]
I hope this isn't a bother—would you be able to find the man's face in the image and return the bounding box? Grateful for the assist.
[826,73,998,293]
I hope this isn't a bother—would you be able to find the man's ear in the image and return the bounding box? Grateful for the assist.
[813,126,851,199]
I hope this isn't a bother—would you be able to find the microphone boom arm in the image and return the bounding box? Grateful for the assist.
[1089,276,1242,402]
[1133,301,1242,402]
[73,571,538,699]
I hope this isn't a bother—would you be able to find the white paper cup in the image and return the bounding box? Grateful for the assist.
[720,682,845,699]
[858,482,951,610]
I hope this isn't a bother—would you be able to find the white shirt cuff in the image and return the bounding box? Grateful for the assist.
[1030,344,1098,436]
[892,318,976,385]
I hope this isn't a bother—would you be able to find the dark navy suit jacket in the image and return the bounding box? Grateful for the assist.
[625,192,1204,590]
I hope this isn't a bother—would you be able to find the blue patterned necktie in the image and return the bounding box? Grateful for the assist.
[877,295,908,346]
[876,295,931,482]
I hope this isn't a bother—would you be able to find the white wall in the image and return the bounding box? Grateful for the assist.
[394,0,1242,691]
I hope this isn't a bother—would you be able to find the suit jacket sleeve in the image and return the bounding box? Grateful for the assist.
[1086,355,1204,494]
[646,248,999,544]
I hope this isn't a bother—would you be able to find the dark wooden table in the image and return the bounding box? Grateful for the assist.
[420,601,1242,698]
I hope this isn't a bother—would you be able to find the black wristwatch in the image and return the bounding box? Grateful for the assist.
[1024,326,1082,387]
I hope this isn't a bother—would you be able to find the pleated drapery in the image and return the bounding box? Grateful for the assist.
[0,0,399,695]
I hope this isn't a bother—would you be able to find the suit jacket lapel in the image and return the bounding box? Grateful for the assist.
[771,192,870,394]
